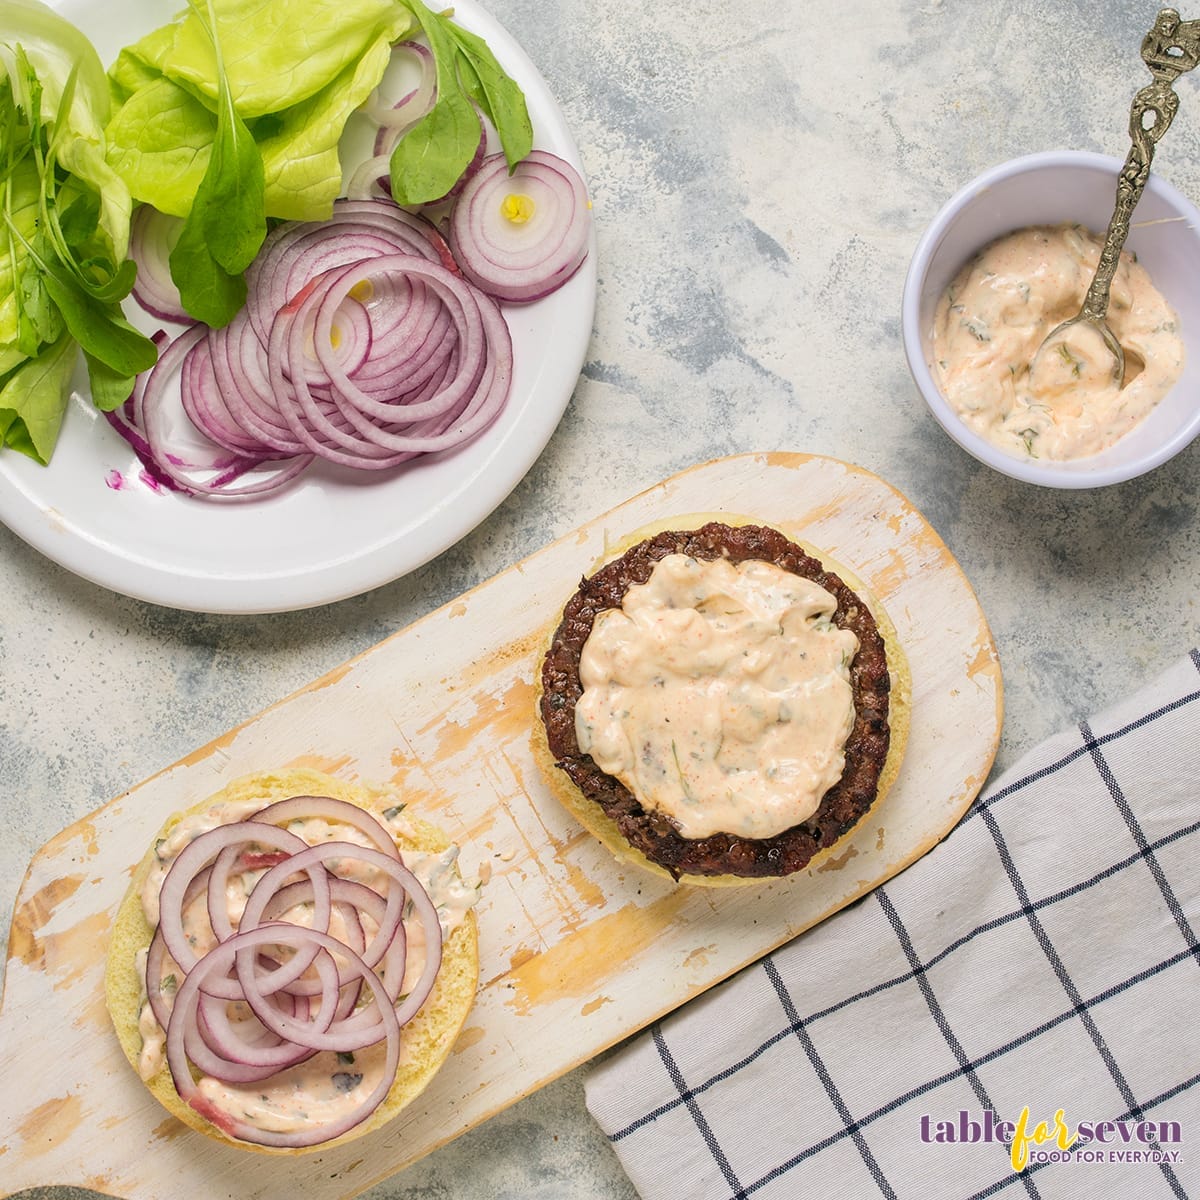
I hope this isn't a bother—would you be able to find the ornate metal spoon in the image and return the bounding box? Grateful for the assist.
[1033,9,1200,387]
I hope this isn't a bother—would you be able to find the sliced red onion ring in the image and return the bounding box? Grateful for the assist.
[234,842,431,1012]
[118,195,512,499]
[257,877,375,997]
[166,924,402,1148]
[244,201,456,343]
[345,153,395,202]
[190,956,324,1082]
[362,41,436,134]
[448,150,592,303]
[264,255,511,466]
[206,822,334,951]
[129,204,188,322]
[137,325,314,499]
[145,795,450,1148]
[155,821,328,988]
[250,794,405,861]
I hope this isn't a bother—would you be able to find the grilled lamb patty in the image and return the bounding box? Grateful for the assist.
[538,522,892,878]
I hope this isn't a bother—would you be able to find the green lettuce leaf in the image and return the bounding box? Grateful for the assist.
[104,77,212,218]
[107,22,177,106]
[106,0,415,224]
[163,0,410,117]
[258,32,395,220]
[107,28,400,224]
[0,331,76,463]
[1,5,152,462]
[55,136,133,260]
[0,155,41,348]
[1,0,131,257]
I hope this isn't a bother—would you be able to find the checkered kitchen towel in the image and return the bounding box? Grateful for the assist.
[586,652,1200,1200]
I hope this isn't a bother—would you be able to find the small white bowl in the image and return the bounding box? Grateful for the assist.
[901,150,1200,488]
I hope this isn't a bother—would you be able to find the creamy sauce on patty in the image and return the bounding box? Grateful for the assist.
[135,799,478,1135]
[574,554,859,840]
[931,223,1184,461]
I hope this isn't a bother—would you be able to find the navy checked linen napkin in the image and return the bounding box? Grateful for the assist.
[585,652,1200,1200]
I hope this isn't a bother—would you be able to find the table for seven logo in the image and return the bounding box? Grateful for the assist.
[919,1108,1184,1171]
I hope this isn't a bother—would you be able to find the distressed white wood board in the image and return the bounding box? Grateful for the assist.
[0,452,1003,1200]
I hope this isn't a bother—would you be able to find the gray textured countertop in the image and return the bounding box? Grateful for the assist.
[5,1,1200,1198]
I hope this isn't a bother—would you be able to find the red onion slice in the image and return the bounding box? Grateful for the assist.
[249,794,405,861]
[118,181,521,501]
[363,40,436,134]
[144,924,174,1031]
[235,842,420,1008]
[137,325,314,499]
[189,956,325,1082]
[142,788,461,1150]
[448,150,592,303]
[260,254,511,467]
[256,877,376,997]
[165,924,402,1148]
[345,153,394,202]
[156,821,328,991]
[129,204,188,322]
[204,312,310,456]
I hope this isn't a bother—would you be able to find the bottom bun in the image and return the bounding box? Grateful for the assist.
[534,515,911,885]
[104,767,479,1153]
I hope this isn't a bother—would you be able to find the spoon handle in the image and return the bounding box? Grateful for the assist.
[1080,8,1200,323]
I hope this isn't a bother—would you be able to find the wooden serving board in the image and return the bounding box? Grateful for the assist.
[0,452,1003,1200]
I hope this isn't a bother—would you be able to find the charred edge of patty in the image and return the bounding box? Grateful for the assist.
[538,522,892,879]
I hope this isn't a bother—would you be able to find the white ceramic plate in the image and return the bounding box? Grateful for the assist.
[0,0,596,613]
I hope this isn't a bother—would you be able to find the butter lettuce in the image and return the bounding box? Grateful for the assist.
[103,0,531,331]
[0,157,41,349]
[106,32,397,224]
[107,23,178,106]
[258,36,396,220]
[105,0,414,222]
[165,0,410,118]
[105,78,214,218]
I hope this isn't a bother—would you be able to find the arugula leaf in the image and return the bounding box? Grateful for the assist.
[82,350,136,412]
[192,5,263,276]
[441,21,532,168]
[389,0,533,204]
[389,85,481,206]
[38,265,156,378]
[389,0,483,206]
[0,332,76,463]
[168,218,248,328]
[16,251,61,350]
[167,0,266,327]
[0,13,154,462]
[55,187,99,246]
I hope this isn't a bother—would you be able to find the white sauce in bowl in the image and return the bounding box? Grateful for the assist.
[930,223,1184,461]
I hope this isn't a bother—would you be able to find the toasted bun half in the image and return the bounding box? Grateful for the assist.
[104,767,479,1153]
[533,515,911,886]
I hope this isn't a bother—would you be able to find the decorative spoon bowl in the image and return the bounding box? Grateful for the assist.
[901,151,1200,489]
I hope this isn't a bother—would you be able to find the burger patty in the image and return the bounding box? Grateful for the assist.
[538,522,892,879]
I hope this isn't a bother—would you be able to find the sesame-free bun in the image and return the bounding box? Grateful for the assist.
[533,515,911,886]
[104,767,479,1154]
